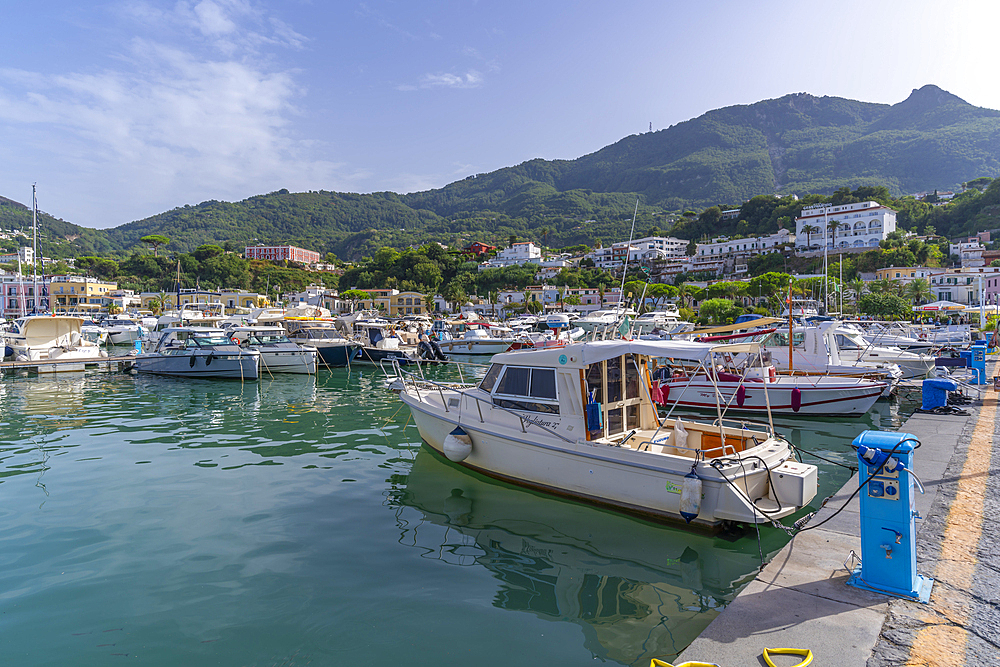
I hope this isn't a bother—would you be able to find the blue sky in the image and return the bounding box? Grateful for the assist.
[1,0,998,230]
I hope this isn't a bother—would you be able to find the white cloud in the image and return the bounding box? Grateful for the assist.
[410,70,484,90]
[0,3,346,227]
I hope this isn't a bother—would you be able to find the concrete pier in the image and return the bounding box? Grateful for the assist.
[675,392,999,666]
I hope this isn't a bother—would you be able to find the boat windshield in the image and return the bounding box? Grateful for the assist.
[186,333,233,347]
[246,333,291,345]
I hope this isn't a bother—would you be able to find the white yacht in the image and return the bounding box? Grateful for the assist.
[4,316,107,370]
[228,325,317,374]
[833,326,935,379]
[575,308,636,333]
[745,320,903,395]
[392,339,818,528]
[134,326,259,379]
[101,313,147,345]
[632,306,683,334]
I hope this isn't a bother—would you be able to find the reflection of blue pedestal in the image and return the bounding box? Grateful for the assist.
[847,431,933,602]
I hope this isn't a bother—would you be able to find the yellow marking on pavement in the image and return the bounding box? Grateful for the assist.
[906,395,995,666]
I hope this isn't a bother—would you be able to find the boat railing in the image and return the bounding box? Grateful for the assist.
[387,358,575,444]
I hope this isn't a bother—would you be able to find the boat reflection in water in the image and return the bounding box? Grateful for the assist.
[390,447,788,666]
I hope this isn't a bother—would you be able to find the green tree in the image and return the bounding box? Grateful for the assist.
[905,278,932,305]
[801,225,820,248]
[858,293,911,320]
[141,234,171,257]
[699,298,742,325]
[340,289,370,312]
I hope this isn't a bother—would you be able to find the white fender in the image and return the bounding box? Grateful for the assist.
[679,469,702,524]
[443,426,473,462]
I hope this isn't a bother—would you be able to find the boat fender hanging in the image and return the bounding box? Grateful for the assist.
[791,387,802,413]
[443,426,473,462]
[189,354,197,367]
[736,384,746,407]
[679,465,702,524]
[206,353,214,366]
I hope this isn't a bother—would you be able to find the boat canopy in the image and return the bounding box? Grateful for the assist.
[688,317,785,336]
[491,339,763,369]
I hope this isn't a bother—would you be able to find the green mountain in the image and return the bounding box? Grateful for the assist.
[4,85,1000,260]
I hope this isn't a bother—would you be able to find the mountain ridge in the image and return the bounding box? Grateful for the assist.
[2,85,998,260]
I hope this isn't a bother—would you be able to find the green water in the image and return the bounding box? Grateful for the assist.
[0,365,912,666]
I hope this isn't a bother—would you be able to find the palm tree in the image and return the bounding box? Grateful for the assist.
[801,225,820,248]
[827,220,844,248]
[906,278,932,306]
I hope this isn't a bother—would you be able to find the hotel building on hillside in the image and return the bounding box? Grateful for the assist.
[794,201,897,251]
[245,245,321,264]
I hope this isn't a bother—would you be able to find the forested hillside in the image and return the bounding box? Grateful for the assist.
[3,85,999,260]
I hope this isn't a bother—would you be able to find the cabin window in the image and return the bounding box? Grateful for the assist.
[492,366,559,414]
[479,363,503,393]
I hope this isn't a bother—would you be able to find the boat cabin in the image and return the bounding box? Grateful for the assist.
[478,340,770,460]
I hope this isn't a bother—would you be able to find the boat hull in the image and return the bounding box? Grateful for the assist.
[311,342,358,367]
[134,351,259,379]
[439,338,517,355]
[401,391,801,527]
[659,377,883,415]
[258,350,317,374]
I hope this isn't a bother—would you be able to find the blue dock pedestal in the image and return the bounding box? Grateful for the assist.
[921,377,957,410]
[969,340,988,384]
[847,431,933,602]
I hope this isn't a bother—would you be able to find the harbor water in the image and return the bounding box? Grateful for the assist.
[0,363,915,666]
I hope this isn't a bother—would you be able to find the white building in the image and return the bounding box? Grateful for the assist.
[479,241,542,270]
[696,229,794,261]
[0,246,34,265]
[587,236,687,271]
[949,237,985,268]
[795,201,896,251]
[930,267,1000,305]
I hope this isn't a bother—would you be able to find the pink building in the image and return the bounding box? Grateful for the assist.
[245,245,321,264]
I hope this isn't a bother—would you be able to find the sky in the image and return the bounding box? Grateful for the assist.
[1,0,998,230]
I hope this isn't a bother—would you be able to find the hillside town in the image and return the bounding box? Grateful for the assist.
[5,197,1000,326]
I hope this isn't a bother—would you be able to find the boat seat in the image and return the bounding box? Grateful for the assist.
[701,433,746,459]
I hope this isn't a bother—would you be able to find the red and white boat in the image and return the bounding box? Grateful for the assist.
[656,362,885,416]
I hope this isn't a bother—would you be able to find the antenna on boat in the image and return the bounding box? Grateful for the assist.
[31,184,38,314]
[616,199,640,334]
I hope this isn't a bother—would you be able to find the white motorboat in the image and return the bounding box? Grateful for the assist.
[351,322,421,365]
[832,326,934,379]
[81,319,110,346]
[631,305,682,334]
[3,316,107,369]
[101,314,147,345]
[860,322,934,352]
[134,326,259,379]
[742,321,902,395]
[282,319,359,367]
[392,338,819,528]
[575,308,636,333]
[655,362,886,416]
[439,326,519,355]
[229,325,317,374]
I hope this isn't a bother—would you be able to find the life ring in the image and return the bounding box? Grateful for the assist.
[231,336,240,345]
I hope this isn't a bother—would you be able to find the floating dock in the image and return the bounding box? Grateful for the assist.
[0,355,135,374]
